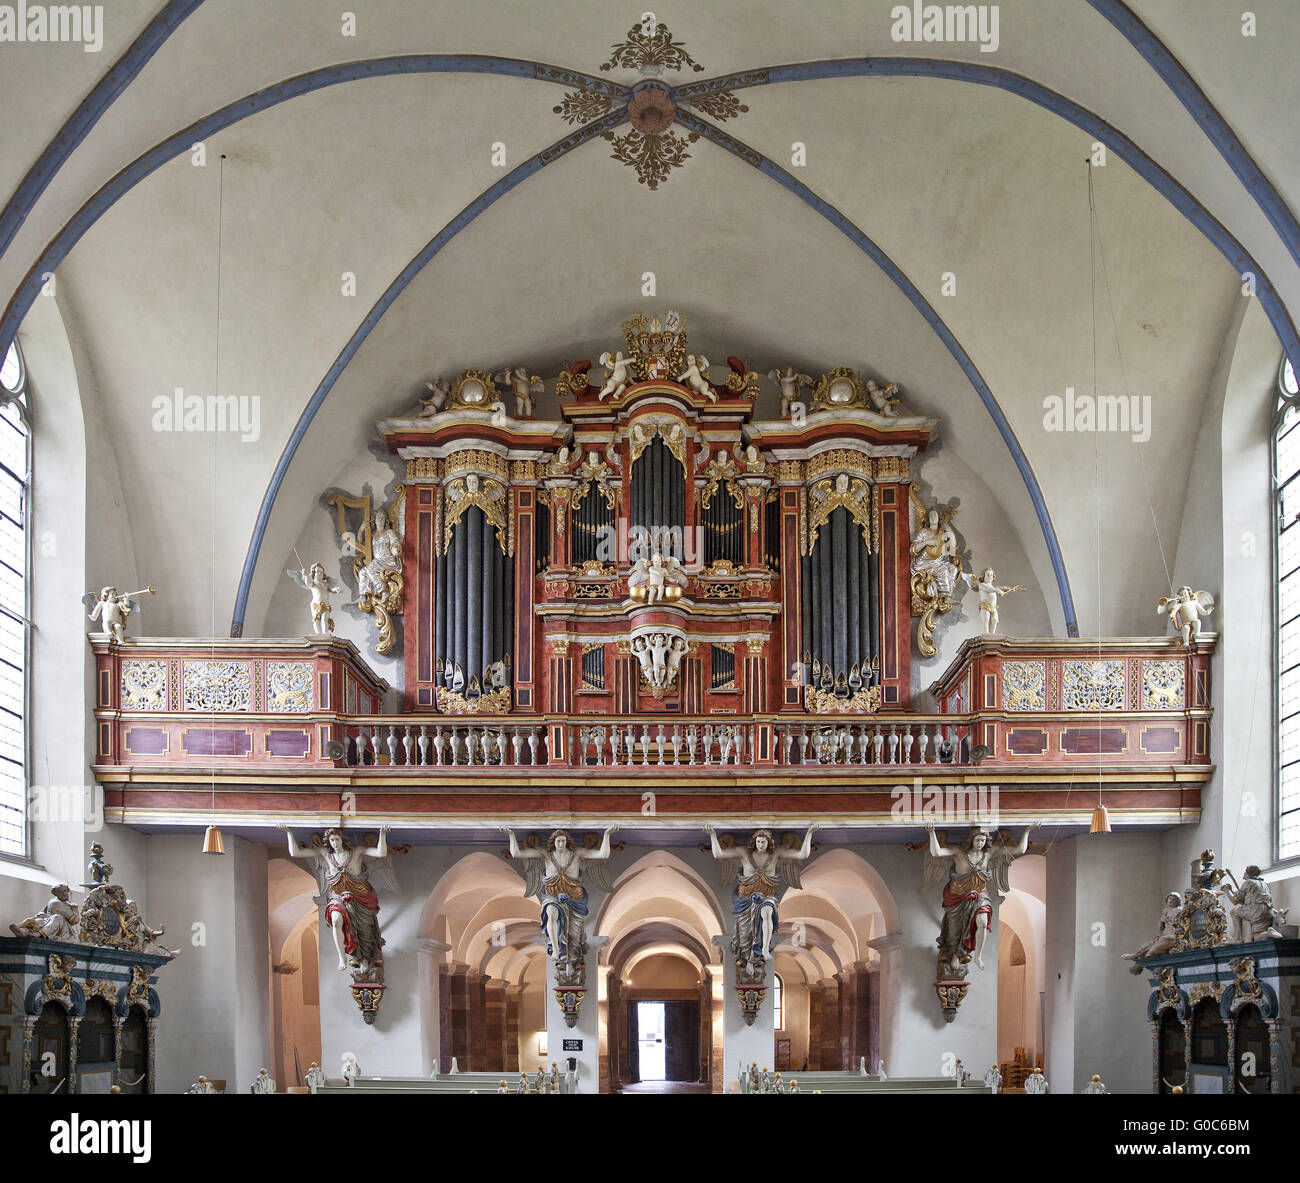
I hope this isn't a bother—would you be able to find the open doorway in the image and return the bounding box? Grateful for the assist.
[627,998,700,1085]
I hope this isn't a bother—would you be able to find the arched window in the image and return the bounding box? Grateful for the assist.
[1276,355,1300,861]
[0,339,28,857]
[773,972,784,1030]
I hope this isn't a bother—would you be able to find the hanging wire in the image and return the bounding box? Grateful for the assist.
[208,155,226,838]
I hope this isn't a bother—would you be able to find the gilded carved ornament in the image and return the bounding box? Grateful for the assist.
[805,474,873,554]
[441,474,511,557]
[628,416,690,466]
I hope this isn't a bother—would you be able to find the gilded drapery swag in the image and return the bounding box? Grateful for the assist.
[805,474,873,555]
[441,475,511,556]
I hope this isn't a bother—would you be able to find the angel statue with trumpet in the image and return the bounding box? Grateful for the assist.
[503,827,617,968]
[82,585,156,644]
[921,823,1040,976]
[278,825,398,981]
[707,824,819,968]
[1157,586,1214,647]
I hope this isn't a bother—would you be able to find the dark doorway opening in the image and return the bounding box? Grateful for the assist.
[627,998,700,1084]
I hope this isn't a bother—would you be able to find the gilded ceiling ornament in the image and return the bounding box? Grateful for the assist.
[689,91,751,121]
[603,126,698,190]
[552,89,614,125]
[806,474,873,554]
[600,20,704,74]
[442,474,510,557]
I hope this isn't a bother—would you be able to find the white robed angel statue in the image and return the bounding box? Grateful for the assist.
[707,824,819,966]
[279,826,398,980]
[921,824,1039,975]
[503,828,617,966]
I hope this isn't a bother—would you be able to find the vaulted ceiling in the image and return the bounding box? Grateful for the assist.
[1,0,1294,639]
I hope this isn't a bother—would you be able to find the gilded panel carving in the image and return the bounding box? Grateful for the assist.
[267,662,314,713]
[1001,661,1046,712]
[1142,660,1185,709]
[183,661,252,712]
[121,660,167,711]
[1062,660,1125,711]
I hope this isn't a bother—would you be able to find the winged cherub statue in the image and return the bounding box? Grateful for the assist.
[922,824,1040,975]
[503,827,618,968]
[288,562,345,634]
[706,824,819,968]
[83,585,156,644]
[1156,586,1214,646]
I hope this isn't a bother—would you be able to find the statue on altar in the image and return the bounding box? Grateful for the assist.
[961,566,1025,635]
[1121,892,1183,973]
[706,824,819,967]
[503,827,618,968]
[9,884,78,941]
[288,562,344,635]
[279,826,397,979]
[1218,866,1286,942]
[922,824,1040,975]
[1157,586,1214,646]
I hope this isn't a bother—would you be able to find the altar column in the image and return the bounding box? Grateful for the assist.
[712,936,776,1086]
[544,935,607,1093]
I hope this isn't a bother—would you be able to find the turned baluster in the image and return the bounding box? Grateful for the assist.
[671,726,682,765]
[899,726,914,765]
[852,725,866,764]
[917,726,930,765]
[527,726,539,765]
[655,726,666,765]
[780,727,794,765]
[720,727,733,764]
[871,727,885,765]
[703,724,715,766]
[400,726,412,766]
[597,726,609,766]
[416,725,429,766]
[640,725,651,767]
[511,727,523,766]
[686,725,698,765]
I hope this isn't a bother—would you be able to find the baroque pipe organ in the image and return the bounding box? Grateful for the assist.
[379,314,938,730]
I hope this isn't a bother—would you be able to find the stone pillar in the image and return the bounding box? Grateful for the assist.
[545,936,607,1093]
[699,975,712,1084]
[419,939,450,1075]
[865,962,881,1075]
[867,932,903,1075]
[504,984,524,1072]
[842,962,871,1070]
[710,965,725,1094]
[807,984,823,1070]
[467,970,488,1071]
[600,968,617,1093]
[447,964,470,1070]
[819,978,841,1070]
[485,979,508,1072]
[713,936,776,1086]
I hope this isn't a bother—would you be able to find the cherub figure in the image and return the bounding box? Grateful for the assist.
[1121,892,1182,973]
[768,366,813,418]
[1157,586,1214,646]
[960,567,1025,635]
[418,377,450,416]
[677,354,717,401]
[865,379,900,416]
[288,562,344,634]
[494,366,544,417]
[597,351,634,401]
[9,884,78,941]
[922,824,1040,973]
[83,585,156,644]
[706,825,819,966]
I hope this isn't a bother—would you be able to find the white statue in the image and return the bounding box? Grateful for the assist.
[188,1076,217,1094]
[288,562,344,634]
[677,354,717,401]
[865,378,900,416]
[251,1068,275,1094]
[922,824,1040,973]
[304,1062,326,1090]
[984,1064,1003,1091]
[341,1052,361,1086]
[1122,892,1183,973]
[356,509,403,601]
[1024,1067,1049,1094]
[1083,1074,1107,1094]
[768,366,812,418]
[631,631,688,691]
[1157,586,1214,646]
[494,366,544,417]
[503,828,617,966]
[280,826,397,977]
[961,567,1025,635]
[83,585,156,644]
[9,884,78,941]
[910,506,961,599]
[1219,866,1285,942]
[597,351,634,400]
[418,377,450,415]
[706,825,819,965]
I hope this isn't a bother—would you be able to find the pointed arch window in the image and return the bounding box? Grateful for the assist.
[1275,355,1300,861]
[0,340,29,856]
